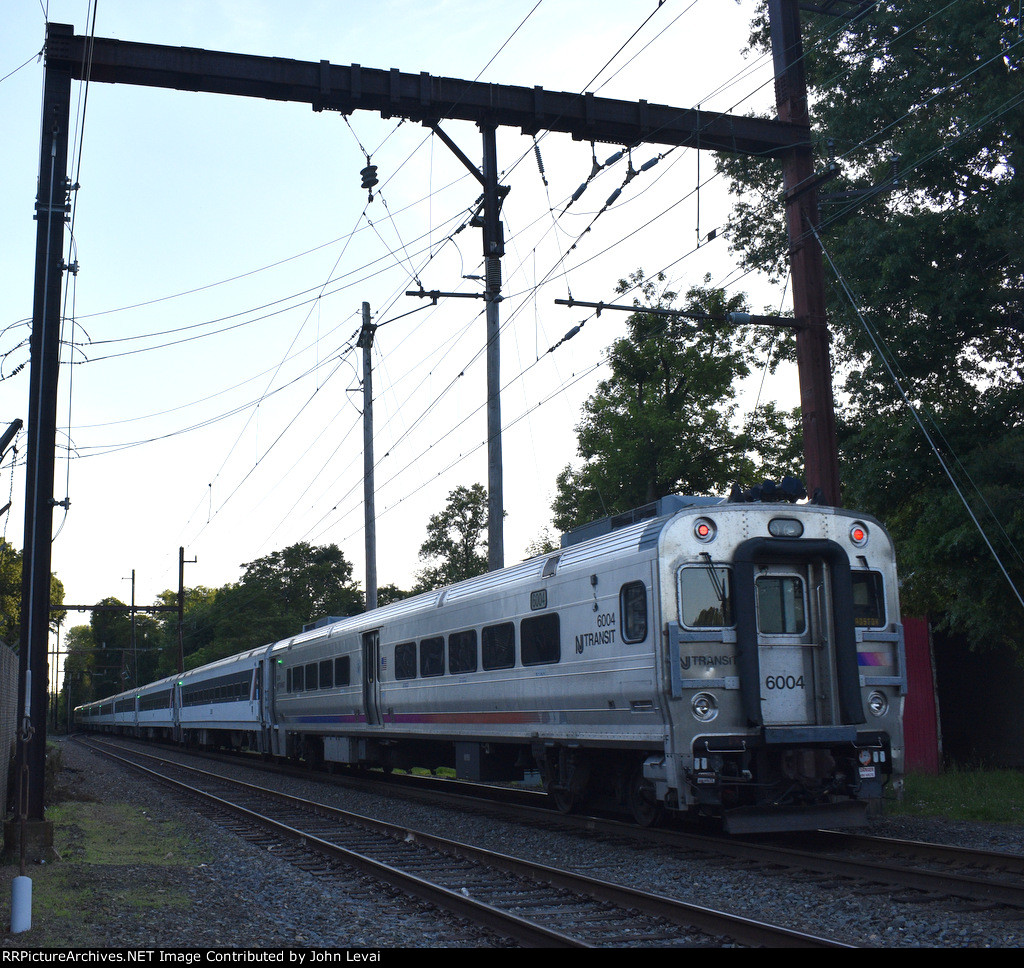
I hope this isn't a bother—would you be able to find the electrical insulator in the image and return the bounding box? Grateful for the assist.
[360,164,379,190]
[533,143,548,186]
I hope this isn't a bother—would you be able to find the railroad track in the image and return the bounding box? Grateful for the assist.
[81,735,1024,919]
[634,826,1024,913]
[74,737,848,948]
[806,829,1024,877]
[370,764,1024,913]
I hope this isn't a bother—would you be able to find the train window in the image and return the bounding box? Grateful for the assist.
[521,613,560,666]
[286,668,292,693]
[482,623,515,670]
[420,636,445,677]
[293,665,305,692]
[305,663,319,690]
[319,659,334,689]
[620,582,648,643]
[755,575,807,635]
[678,566,734,628]
[395,642,417,680]
[852,571,886,628]
[334,656,351,686]
[449,630,478,674]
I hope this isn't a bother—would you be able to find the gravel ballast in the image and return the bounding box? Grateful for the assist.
[3,738,1023,949]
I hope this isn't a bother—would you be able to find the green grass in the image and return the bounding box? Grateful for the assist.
[887,768,1024,825]
[47,800,210,866]
[2,799,211,946]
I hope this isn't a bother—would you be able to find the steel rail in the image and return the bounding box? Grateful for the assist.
[78,739,583,948]
[810,829,1024,877]
[77,737,850,948]
[79,735,1024,913]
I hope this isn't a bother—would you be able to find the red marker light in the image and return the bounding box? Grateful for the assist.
[694,518,716,542]
[850,522,869,546]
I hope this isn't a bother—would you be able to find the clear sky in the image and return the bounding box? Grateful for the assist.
[2,1,793,632]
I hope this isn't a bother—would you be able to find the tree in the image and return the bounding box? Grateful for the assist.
[415,484,491,590]
[152,585,218,678]
[61,624,96,694]
[718,1,1024,649]
[0,538,66,646]
[552,272,801,533]
[524,528,559,559]
[239,540,363,625]
[186,542,364,665]
[89,598,134,696]
[376,583,414,606]
[0,539,21,645]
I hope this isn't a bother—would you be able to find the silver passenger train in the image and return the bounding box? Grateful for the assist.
[76,491,906,833]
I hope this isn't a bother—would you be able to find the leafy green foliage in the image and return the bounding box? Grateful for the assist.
[0,538,65,646]
[720,0,1024,649]
[415,483,490,590]
[0,539,21,646]
[552,272,802,533]
[59,541,365,705]
[376,583,414,606]
[181,541,364,667]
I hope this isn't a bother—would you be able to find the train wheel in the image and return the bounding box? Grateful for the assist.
[628,769,663,827]
[548,784,578,815]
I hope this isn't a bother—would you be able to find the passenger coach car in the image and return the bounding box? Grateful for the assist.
[77,489,906,832]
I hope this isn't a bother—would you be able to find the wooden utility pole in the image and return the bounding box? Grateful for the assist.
[769,0,842,506]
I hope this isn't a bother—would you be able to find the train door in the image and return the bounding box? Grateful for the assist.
[734,538,864,731]
[753,564,818,726]
[172,680,181,744]
[256,656,275,755]
[362,630,382,726]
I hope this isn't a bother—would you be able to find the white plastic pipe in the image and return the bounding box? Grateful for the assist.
[11,876,32,933]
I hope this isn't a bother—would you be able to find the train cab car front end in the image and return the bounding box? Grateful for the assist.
[660,502,906,834]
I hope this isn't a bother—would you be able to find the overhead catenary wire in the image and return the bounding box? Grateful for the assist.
[19,1,991,618]
[319,0,1015,557]
[810,222,1024,615]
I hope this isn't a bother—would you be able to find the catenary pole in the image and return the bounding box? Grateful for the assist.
[481,125,505,572]
[359,303,378,611]
[15,27,73,841]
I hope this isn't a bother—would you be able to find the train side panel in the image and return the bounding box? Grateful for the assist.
[136,674,178,740]
[177,647,268,748]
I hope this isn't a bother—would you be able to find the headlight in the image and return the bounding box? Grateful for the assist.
[769,516,803,538]
[850,521,869,547]
[867,690,888,717]
[691,692,719,722]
